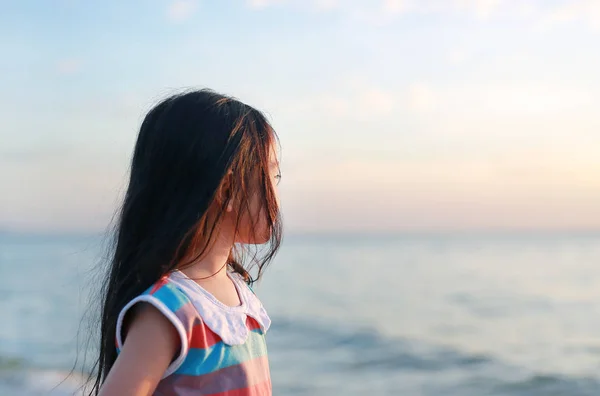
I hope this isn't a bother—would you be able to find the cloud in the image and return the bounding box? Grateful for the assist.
[407,83,437,113]
[278,81,396,119]
[451,0,600,29]
[539,0,600,31]
[246,0,284,8]
[55,58,83,75]
[245,0,600,30]
[447,49,469,65]
[382,0,408,15]
[167,0,198,22]
[445,82,595,118]
[454,0,504,20]
[359,88,395,115]
[275,77,597,128]
[314,0,339,11]
[247,0,339,10]
[281,152,600,232]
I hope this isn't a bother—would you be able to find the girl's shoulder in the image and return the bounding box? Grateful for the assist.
[116,275,196,377]
[139,275,194,313]
[117,275,193,335]
[116,271,272,377]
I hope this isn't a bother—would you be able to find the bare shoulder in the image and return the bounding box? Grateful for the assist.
[126,302,180,347]
[99,303,180,396]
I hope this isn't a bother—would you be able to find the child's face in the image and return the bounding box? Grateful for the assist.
[235,146,280,245]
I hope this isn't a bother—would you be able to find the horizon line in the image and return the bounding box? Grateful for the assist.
[2,227,600,239]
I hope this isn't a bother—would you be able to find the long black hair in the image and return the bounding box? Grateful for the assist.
[86,89,282,394]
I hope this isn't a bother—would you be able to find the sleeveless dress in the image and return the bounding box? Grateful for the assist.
[115,270,272,396]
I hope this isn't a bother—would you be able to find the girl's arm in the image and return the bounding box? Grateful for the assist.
[99,304,180,396]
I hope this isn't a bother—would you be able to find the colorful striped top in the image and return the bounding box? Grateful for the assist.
[115,270,272,396]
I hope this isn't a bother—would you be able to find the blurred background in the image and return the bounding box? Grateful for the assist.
[1,1,600,395]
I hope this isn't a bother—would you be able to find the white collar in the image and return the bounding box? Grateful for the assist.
[168,270,271,346]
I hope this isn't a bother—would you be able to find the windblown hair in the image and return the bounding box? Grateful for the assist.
[85,89,282,394]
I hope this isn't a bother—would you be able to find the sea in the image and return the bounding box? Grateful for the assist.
[2,232,600,395]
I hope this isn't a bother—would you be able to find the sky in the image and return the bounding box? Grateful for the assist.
[1,0,600,233]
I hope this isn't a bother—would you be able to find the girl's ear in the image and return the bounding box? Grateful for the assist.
[218,172,234,212]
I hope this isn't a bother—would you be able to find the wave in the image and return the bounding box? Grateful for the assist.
[489,374,600,396]
[269,317,600,395]
[0,368,83,396]
[3,317,600,395]
[270,316,492,372]
[0,356,26,371]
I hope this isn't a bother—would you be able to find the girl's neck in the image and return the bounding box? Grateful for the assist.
[179,231,235,281]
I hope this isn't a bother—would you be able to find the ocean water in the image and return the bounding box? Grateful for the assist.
[2,232,600,395]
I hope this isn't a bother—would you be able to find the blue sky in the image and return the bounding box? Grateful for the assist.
[1,0,600,233]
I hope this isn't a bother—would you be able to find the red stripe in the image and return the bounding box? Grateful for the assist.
[246,316,261,331]
[189,316,261,349]
[149,276,169,294]
[205,379,271,396]
[189,323,223,349]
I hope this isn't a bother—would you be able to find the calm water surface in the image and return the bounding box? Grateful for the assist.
[1,233,600,395]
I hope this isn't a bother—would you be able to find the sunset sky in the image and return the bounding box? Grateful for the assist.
[1,0,600,233]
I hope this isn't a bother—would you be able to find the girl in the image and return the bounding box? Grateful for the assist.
[88,89,282,396]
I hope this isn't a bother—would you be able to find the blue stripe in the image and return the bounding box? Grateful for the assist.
[145,283,189,313]
[175,329,267,376]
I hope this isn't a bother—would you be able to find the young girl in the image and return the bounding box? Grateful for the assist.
[87,89,282,396]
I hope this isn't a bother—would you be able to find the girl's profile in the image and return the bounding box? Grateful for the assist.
[87,89,282,396]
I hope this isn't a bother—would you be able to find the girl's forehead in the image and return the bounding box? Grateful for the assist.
[269,146,279,163]
[269,158,279,169]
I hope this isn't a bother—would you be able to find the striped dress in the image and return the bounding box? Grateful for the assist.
[116,270,272,395]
